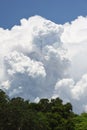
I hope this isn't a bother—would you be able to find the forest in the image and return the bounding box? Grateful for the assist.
[0,89,87,130]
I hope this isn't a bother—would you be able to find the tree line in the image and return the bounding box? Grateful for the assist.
[0,89,87,130]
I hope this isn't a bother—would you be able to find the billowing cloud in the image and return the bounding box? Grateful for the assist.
[55,16,87,113]
[61,16,87,80]
[4,51,46,78]
[0,15,87,113]
[0,15,69,101]
[53,75,87,113]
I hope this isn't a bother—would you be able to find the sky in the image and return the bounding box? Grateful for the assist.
[0,0,87,29]
[0,0,87,114]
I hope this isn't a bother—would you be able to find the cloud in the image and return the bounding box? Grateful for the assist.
[0,15,87,113]
[4,51,46,78]
[0,15,69,101]
[55,16,87,113]
[53,75,87,113]
[61,16,87,80]
[1,80,11,90]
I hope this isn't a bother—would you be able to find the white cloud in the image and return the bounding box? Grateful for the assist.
[61,16,87,44]
[61,16,87,80]
[4,51,46,78]
[53,75,87,113]
[0,15,87,113]
[0,15,68,101]
[1,80,11,90]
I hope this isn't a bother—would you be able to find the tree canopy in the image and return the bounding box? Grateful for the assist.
[0,89,86,130]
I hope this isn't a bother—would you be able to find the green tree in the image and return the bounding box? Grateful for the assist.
[74,113,87,130]
[0,89,76,130]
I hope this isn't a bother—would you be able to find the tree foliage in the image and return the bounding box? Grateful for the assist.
[0,89,86,130]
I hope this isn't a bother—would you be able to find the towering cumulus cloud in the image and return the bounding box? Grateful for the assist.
[0,15,87,113]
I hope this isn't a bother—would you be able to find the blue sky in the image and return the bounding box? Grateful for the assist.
[0,0,87,29]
